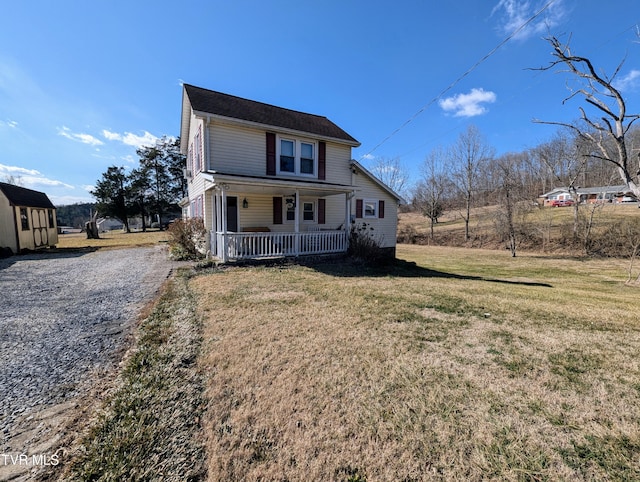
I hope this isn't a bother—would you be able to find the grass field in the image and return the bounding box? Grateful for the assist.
[56,229,169,250]
[191,245,640,480]
[52,226,640,480]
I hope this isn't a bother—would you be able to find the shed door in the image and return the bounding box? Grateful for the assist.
[32,209,48,247]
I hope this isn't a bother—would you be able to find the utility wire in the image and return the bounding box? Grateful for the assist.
[358,0,558,161]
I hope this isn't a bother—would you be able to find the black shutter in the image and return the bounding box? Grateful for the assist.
[355,199,363,218]
[273,197,283,224]
[378,200,385,219]
[318,141,326,180]
[318,198,326,224]
[266,132,276,176]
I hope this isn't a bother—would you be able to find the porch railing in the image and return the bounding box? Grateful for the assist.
[214,230,347,261]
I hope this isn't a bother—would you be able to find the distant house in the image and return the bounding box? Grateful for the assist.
[179,84,404,261]
[96,217,124,232]
[539,185,637,205]
[0,182,58,254]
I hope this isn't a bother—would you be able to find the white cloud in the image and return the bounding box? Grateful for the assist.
[0,119,18,128]
[614,69,640,92]
[102,130,121,141]
[0,163,74,189]
[58,126,104,146]
[491,0,567,41]
[21,176,75,189]
[102,129,158,148]
[49,194,95,206]
[439,88,497,117]
[0,163,40,177]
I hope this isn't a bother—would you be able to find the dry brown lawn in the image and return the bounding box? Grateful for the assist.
[56,229,169,250]
[399,202,640,252]
[192,245,640,481]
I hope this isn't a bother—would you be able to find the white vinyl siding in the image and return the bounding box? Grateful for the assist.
[324,143,352,184]
[352,173,398,249]
[209,123,265,176]
[321,196,347,229]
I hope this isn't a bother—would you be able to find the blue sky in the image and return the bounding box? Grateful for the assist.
[1,0,639,204]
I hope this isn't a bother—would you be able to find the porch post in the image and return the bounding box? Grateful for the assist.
[221,186,228,262]
[294,190,300,255]
[215,189,222,233]
[214,189,218,256]
[346,192,354,249]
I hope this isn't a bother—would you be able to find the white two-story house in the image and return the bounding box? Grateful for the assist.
[179,84,402,262]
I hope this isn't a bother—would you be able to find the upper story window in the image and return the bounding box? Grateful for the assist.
[300,142,314,174]
[277,137,316,177]
[280,139,295,173]
[194,126,203,173]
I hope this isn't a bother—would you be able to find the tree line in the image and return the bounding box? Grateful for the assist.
[373,35,640,257]
[91,137,186,233]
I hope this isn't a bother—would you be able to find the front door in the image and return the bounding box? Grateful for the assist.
[226,196,238,232]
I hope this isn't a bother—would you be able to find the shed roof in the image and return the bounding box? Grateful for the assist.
[0,182,56,209]
[183,84,359,145]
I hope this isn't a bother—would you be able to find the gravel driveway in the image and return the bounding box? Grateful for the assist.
[0,246,178,460]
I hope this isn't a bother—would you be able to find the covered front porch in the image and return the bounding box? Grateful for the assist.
[217,229,347,261]
[200,172,354,262]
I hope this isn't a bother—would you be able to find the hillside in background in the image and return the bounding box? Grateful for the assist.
[56,203,96,228]
[398,203,640,257]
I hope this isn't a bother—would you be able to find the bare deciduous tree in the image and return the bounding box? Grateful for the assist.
[534,35,640,199]
[449,125,494,241]
[1,175,24,186]
[413,148,450,241]
[369,156,410,199]
[492,153,529,257]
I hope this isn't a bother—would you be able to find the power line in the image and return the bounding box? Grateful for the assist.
[359,0,558,161]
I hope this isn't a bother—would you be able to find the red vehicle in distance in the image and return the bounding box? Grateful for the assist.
[549,199,575,207]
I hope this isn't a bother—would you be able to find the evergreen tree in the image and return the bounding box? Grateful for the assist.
[91,166,132,232]
[136,136,185,229]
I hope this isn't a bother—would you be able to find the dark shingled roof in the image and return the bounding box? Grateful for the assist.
[184,84,359,145]
[0,182,56,209]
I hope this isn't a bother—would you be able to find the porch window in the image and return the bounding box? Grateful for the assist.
[20,208,29,230]
[356,199,384,219]
[286,201,296,221]
[280,139,295,173]
[303,202,315,222]
[364,200,377,218]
